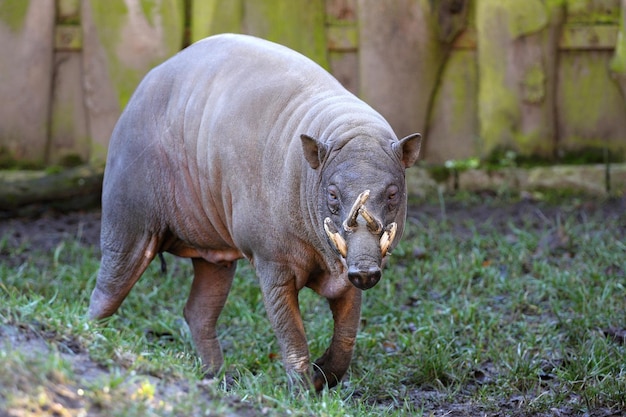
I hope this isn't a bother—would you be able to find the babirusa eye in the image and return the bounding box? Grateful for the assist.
[387,185,400,207]
[327,185,339,201]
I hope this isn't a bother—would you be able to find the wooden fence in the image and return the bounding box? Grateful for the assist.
[0,0,625,169]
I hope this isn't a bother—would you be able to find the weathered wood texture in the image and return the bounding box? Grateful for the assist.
[0,0,184,168]
[612,0,626,97]
[82,0,184,164]
[191,0,328,68]
[556,0,626,161]
[326,0,358,94]
[0,0,624,170]
[0,1,55,167]
[476,0,562,159]
[358,0,470,139]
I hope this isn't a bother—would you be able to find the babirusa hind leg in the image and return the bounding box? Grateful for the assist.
[89,234,160,319]
[184,258,236,375]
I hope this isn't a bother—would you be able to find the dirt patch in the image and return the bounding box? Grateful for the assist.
[0,209,101,249]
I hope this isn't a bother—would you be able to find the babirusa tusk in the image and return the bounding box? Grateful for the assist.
[324,217,348,258]
[344,189,370,230]
[380,222,397,257]
[359,205,383,234]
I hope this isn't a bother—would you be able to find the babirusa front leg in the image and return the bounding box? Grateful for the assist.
[256,262,312,387]
[313,286,362,390]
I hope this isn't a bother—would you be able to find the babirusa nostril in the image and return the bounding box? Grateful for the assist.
[348,266,382,290]
[369,267,381,281]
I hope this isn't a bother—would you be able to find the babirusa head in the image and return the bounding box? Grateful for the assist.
[300,131,422,290]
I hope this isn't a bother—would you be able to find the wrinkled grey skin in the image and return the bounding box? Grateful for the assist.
[89,34,421,391]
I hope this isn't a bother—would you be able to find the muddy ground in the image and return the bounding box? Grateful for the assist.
[1,194,625,416]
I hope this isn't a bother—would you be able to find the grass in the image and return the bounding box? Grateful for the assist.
[1,195,625,416]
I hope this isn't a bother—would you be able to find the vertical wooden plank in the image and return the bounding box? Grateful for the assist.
[81,0,121,165]
[556,0,625,161]
[358,0,469,142]
[49,0,90,166]
[426,50,478,163]
[423,2,476,163]
[476,0,562,160]
[557,50,626,160]
[326,0,358,93]
[81,0,184,164]
[49,51,90,166]
[358,0,426,139]
[0,0,55,167]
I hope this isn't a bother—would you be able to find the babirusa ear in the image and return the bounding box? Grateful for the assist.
[300,134,328,169]
[392,133,422,168]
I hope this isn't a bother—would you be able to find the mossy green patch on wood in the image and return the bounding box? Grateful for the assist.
[86,0,183,110]
[511,130,548,156]
[557,50,626,155]
[476,44,520,157]
[87,0,136,110]
[507,0,549,38]
[477,0,566,160]
[521,64,546,104]
[326,25,358,51]
[190,0,328,68]
[564,0,621,24]
[446,52,478,130]
[49,96,90,167]
[0,0,29,32]
[139,0,158,27]
[476,1,520,156]
[191,0,242,41]
[242,0,328,69]
[56,0,81,24]
[426,49,478,162]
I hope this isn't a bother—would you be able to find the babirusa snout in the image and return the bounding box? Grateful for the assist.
[379,222,397,257]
